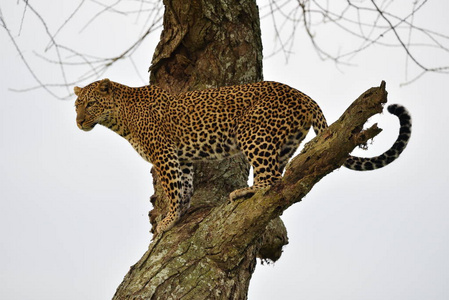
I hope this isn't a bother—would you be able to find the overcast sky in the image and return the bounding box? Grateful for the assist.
[1,1,448,299]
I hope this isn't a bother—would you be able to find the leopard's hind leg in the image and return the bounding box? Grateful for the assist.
[230,115,310,202]
[278,129,308,172]
[230,126,284,201]
[229,152,282,201]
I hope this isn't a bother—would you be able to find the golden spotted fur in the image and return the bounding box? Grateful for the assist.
[74,79,411,233]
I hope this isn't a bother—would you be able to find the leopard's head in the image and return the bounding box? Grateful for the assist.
[74,78,114,131]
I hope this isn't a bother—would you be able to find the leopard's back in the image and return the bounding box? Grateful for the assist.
[169,81,317,161]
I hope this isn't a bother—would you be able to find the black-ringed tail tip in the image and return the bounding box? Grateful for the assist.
[344,104,411,171]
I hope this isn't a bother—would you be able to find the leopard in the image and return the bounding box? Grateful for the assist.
[74,79,412,234]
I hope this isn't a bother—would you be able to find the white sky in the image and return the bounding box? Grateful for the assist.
[1,1,448,299]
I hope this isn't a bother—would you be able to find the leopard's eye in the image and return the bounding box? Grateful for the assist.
[85,101,96,109]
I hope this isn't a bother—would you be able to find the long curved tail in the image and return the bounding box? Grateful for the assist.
[344,104,412,171]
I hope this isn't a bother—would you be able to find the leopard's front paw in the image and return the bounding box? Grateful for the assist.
[156,211,181,234]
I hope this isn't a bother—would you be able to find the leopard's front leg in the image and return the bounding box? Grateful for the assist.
[153,151,184,234]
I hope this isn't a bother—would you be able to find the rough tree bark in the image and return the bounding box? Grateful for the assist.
[113,0,388,298]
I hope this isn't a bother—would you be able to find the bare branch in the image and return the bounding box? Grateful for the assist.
[261,0,449,84]
[1,0,163,98]
[370,0,426,72]
[0,6,66,99]
[2,0,448,98]
[45,0,86,51]
[18,0,28,35]
[80,0,124,33]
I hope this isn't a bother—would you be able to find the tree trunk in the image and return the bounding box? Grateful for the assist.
[113,0,388,298]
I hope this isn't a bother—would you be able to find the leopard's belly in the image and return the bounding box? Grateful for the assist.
[176,130,241,161]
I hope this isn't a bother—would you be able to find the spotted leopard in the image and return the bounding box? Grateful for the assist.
[74,79,411,234]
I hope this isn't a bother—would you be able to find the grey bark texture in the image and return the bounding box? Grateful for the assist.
[113,0,388,298]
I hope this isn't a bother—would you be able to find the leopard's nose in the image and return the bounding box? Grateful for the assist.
[76,115,85,129]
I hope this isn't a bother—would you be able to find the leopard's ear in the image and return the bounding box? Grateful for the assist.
[74,86,82,96]
[98,78,112,95]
